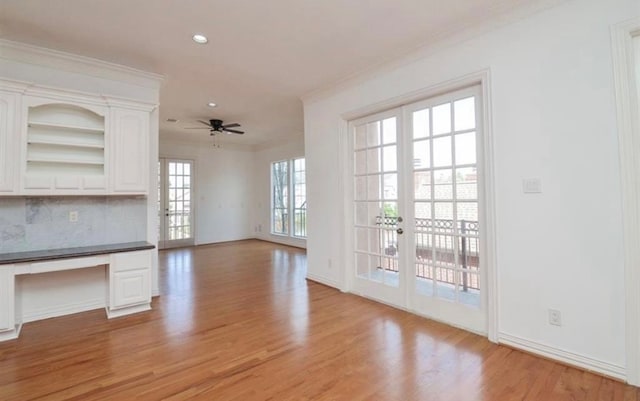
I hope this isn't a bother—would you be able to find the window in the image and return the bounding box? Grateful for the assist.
[293,158,307,237]
[272,160,289,235]
[271,158,306,238]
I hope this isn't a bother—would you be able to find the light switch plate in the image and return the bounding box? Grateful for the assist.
[522,178,542,193]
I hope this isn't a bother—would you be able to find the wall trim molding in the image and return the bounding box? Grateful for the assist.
[611,17,640,386]
[254,234,307,250]
[22,298,105,323]
[499,332,626,381]
[306,273,341,290]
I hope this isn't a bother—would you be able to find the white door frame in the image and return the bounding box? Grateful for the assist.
[339,70,498,341]
[611,17,640,386]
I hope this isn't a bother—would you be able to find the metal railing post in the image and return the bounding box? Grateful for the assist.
[461,220,468,292]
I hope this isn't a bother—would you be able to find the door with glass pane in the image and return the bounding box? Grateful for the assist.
[158,159,194,249]
[349,85,486,333]
[350,108,406,306]
[405,85,485,332]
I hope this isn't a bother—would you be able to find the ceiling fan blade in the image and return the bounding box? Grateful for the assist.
[222,123,241,128]
[184,127,211,129]
[224,128,244,134]
[197,120,212,127]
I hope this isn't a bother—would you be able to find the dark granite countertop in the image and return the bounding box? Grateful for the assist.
[0,242,155,264]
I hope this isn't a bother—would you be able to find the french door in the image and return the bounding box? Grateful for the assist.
[351,108,406,307]
[158,158,195,249]
[349,85,486,333]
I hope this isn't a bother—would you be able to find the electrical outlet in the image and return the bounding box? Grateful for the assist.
[548,309,562,326]
[69,211,79,223]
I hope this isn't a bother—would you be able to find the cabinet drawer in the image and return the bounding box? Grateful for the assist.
[83,176,106,190]
[28,256,108,274]
[24,175,52,189]
[55,176,81,189]
[110,250,151,272]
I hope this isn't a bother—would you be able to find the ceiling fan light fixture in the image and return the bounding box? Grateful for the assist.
[192,34,208,44]
[207,102,217,107]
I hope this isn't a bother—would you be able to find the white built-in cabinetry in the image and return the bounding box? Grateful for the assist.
[0,248,153,341]
[0,79,156,195]
[108,250,151,317]
[0,88,20,194]
[110,108,150,193]
[23,96,108,193]
[0,267,15,334]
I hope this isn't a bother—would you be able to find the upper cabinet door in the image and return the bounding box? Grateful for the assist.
[110,108,149,194]
[0,91,19,194]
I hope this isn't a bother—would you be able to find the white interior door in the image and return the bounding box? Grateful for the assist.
[158,158,195,249]
[348,85,487,334]
[350,108,407,307]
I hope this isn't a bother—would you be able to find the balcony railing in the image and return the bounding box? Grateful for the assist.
[374,216,479,291]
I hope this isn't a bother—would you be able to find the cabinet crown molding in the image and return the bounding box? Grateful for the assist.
[0,39,164,90]
[1,78,158,111]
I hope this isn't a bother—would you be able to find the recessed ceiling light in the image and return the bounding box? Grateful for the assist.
[207,102,217,107]
[192,34,208,44]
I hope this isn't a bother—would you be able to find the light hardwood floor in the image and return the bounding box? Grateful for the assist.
[0,239,638,400]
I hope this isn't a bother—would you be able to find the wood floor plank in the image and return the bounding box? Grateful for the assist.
[0,239,637,400]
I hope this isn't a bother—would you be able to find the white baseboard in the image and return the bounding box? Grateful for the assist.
[0,324,21,342]
[254,234,307,249]
[106,303,151,319]
[306,273,341,290]
[498,332,626,381]
[22,298,105,323]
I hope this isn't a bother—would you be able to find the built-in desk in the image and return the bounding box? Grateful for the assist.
[0,242,155,341]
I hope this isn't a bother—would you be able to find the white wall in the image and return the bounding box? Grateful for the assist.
[304,0,636,377]
[251,137,306,248]
[159,140,254,245]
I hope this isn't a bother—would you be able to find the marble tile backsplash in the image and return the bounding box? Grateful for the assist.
[0,197,148,253]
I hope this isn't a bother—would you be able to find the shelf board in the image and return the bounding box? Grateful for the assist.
[28,121,105,134]
[27,139,105,149]
[27,157,105,166]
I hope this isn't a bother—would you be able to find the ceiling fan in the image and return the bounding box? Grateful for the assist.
[186,119,244,135]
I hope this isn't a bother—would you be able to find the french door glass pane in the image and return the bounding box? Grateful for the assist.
[353,116,399,288]
[159,158,195,248]
[167,161,193,241]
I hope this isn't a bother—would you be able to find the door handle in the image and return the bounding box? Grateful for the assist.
[397,228,404,234]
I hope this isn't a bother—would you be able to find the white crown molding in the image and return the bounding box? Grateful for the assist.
[499,332,626,381]
[251,134,304,152]
[611,16,640,386]
[301,0,567,105]
[0,39,164,89]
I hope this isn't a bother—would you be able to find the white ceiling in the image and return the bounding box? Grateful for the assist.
[0,0,547,146]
